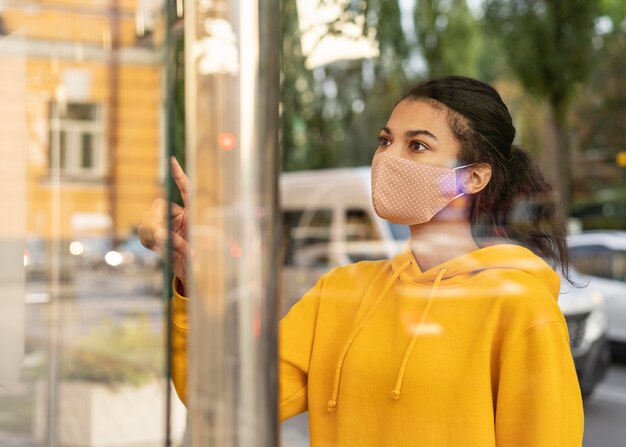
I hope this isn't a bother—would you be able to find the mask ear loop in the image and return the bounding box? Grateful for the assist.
[452,162,477,198]
[453,162,477,170]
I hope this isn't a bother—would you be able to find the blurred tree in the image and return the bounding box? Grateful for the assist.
[281,0,329,171]
[599,0,626,27]
[414,0,482,78]
[281,0,411,171]
[484,0,602,216]
[574,33,626,186]
[281,0,491,171]
[568,19,626,229]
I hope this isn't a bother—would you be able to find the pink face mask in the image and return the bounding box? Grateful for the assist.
[371,151,474,225]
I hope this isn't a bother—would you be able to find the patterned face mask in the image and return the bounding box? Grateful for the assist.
[371,151,475,225]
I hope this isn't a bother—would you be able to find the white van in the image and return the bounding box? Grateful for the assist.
[280,167,408,311]
[280,167,610,397]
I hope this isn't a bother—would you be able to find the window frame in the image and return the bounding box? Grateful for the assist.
[48,102,106,181]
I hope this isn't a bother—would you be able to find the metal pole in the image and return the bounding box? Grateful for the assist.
[184,0,280,445]
[46,98,62,447]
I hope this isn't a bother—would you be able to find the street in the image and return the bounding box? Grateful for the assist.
[584,364,626,446]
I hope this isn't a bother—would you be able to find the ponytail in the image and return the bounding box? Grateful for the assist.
[469,145,571,282]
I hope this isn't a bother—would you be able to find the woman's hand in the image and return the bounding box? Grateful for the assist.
[138,157,190,283]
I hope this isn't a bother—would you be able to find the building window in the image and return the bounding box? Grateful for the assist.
[48,103,105,180]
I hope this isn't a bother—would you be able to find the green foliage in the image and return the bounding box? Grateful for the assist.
[600,0,626,28]
[280,0,499,171]
[169,36,186,208]
[61,314,163,388]
[570,29,626,225]
[281,0,411,171]
[484,0,605,214]
[484,0,601,113]
[574,31,626,164]
[414,0,482,77]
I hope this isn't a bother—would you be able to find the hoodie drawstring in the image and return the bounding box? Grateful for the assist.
[327,259,412,413]
[390,268,446,401]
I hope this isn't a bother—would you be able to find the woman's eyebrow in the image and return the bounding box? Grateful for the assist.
[379,126,438,141]
[405,129,438,141]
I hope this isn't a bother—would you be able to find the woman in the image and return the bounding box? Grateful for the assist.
[140,76,584,446]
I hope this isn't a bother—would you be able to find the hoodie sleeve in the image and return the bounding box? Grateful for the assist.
[278,272,326,421]
[495,321,584,446]
[170,277,190,405]
[169,273,326,421]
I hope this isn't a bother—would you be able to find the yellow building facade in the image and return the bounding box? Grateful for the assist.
[1,0,164,243]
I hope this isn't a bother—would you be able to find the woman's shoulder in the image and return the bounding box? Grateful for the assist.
[476,268,566,332]
[464,268,569,359]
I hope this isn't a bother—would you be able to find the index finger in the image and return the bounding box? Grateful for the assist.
[170,156,189,206]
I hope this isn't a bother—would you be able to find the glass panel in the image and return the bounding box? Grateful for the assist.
[0,30,26,441]
[183,0,280,445]
[279,1,625,444]
[0,2,179,447]
[0,0,622,446]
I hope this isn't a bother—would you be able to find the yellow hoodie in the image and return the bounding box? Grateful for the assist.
[171,244,584,446]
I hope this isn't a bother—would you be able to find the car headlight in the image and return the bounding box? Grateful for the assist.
[105,250,124,267]
[591,291,604,306]
[69,241,85,256]
[583,308,607,344]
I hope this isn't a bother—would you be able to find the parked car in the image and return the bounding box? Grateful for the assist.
[24,235,116,282]
[69,236,113,270]
[24,238,48,281]
[281,167,610,397]
[105,235,161,272]
[568,231,626,352]
[557,268,610,397]
[571,187,626,231]
[103,234,163,294]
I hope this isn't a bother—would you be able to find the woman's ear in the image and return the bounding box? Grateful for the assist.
[460,163,492,194]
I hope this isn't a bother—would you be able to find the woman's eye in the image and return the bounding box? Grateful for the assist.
[409,141,428,152]
[378,136,391,147]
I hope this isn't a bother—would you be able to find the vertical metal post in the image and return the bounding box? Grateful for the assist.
[184,0,280,445]
[107,0,121,241]
[46,99,62,447]
[163,1,176,445]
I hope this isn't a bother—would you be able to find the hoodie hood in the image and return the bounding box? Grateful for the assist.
[391,243,561,300]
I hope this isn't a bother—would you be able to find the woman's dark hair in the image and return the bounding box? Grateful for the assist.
[400,76,571,280]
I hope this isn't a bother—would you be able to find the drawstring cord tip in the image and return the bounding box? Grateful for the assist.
[390,390,400,401]
[327,400,338,412]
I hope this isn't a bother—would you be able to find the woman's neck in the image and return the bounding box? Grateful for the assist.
[409,218,479,272]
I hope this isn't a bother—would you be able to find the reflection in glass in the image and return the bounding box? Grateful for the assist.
[0,2,184,446]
